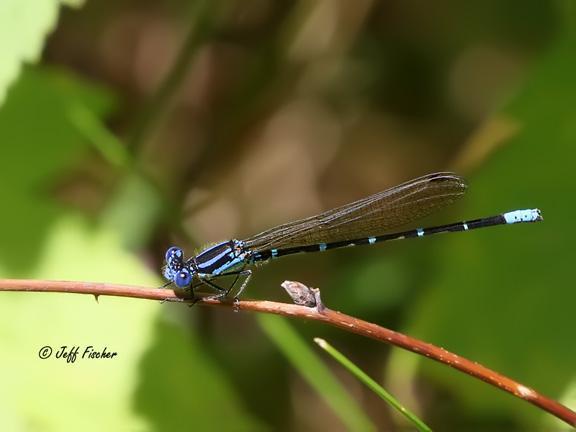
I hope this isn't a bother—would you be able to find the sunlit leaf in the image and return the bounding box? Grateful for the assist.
[0,67,113,272]
[0,0,85,106]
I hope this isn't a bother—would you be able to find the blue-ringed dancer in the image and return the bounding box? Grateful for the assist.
[162,172,542,300]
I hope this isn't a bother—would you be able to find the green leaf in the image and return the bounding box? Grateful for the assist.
[135,310,267,432]
[0,0,85,106]
[0,66,113,272]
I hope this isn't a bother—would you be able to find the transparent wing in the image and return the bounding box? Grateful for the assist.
[243,172,467,251]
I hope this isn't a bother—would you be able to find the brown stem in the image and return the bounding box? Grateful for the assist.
[0,278,574,427]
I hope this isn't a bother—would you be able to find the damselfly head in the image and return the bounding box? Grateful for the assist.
[163,246,194,288]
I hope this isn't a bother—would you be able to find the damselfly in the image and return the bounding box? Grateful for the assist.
[162,172,542,300]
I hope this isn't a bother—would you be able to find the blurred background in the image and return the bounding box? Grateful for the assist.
[0,0,575,430]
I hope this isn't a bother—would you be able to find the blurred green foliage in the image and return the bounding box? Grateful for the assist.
[0,1,574,430]
[0,0,84,105]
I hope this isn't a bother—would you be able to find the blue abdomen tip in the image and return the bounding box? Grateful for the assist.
[504,209,543,224]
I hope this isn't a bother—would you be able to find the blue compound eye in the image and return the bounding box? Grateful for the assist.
[162,266,175,281]
[174,268,192,288]
[165,246,183,264]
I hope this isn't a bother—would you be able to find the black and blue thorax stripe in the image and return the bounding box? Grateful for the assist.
[190,240,249,276]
